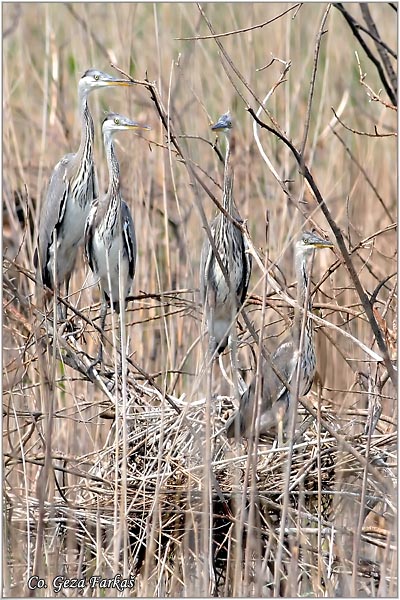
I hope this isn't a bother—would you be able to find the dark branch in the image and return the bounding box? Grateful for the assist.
[333,3,397,106]
[359,3,397,96]
[248,108,397,387]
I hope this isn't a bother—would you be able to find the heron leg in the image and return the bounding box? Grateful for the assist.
[62,274,72,322]
[205,283,223,360]
[55,280,66,322]
[88,299,108,374]
[277,417,284,448]
[208,304,217,361]
[116,317,124,378]
[276,397,289,447]
[57,299,65,323]
[227,332,248,396]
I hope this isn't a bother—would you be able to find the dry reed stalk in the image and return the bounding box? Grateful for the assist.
[3,3,396,597]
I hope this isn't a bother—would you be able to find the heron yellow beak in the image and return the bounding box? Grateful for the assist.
[124,123,151,131]
[312,241,335,249]
[106,79,135,86]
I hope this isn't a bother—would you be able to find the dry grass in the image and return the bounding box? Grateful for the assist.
[3,3,397,597]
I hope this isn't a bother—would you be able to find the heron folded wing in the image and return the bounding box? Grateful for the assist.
[84,204,97,273]
[199,235,212,304]
[121,201,136,280]
[36,157,73,287]
[239,235,252,305]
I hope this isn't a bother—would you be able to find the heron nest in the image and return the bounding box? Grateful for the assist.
[5,334,396,597]
[3,258,397,596]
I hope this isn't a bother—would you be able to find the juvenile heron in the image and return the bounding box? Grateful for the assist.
[226,231,334,442]
[34,69,133,316]
[200,112,251,356]
[85,112,151,367]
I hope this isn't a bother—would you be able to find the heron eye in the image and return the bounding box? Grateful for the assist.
[114,118,120,125]
[94,74,99,81]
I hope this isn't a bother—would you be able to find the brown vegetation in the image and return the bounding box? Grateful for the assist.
[3,3,397,597]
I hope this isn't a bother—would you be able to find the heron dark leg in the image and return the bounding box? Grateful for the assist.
[56,281,66,322]
[98,299,108,364]
[57,298,65,323]
[88,299,108,373]
[61,275,71,322]
[59,276,74,326]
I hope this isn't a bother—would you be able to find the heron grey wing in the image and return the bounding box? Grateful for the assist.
[226,383,251,438]
[259,393,290,433]
[199,233,212,304]
[276,334,302,387]
[35,154,74,282]
[226,404,242,438]
[200,214,222,303]
[261,337,296,404]
[121,201,136,280]
[241,343,293,437]
[271,335,295,372]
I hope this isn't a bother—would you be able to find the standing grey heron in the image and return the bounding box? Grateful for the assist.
[85,112,151,368]
[200,112,252,356]
[226,231,334,443]
[34,69,134,317]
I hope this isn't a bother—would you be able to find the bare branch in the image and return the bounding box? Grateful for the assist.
[175,4,301,40]
[330,123,394,222]
[247,108,397,387]
[355,50,397,111]
[359,3,397,95]
[331,107,397,138]
[334,3,397,106]
[299,5,331,158]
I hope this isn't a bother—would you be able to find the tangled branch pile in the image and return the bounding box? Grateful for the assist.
[3,3,397,597]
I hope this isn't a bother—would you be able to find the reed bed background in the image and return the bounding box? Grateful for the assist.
[3,3,397,597]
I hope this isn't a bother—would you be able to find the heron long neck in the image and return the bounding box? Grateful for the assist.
[222,133,233,214]
[293,248,313,345]
[104,133,121,210]
[94,131,121,230]
[77,89,94,164]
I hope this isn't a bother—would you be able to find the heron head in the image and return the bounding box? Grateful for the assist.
[102,112,151,136]
[297,231,334,257]
[211,111,233,134]
[79,69,134,94]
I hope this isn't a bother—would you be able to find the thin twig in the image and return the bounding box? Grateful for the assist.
[334,3,397,106]
[359,3,397,97]
[355,51,397,111]
[331,107,397,138]
[299,5,331,159]
[330,124,394,222]
[196,3,284,133]
[247,108,397,387]
[176,4,301,40]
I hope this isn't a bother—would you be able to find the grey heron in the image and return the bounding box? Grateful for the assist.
[84,112,151,368]
[34,69,134,317]
[226,231,334,443]
[200,112,252,356]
